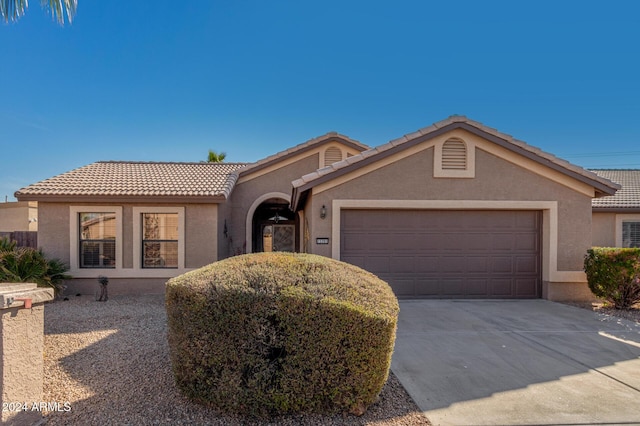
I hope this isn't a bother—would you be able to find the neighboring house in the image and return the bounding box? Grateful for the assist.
[591,170,640,248]
[15,116,620,301]
[0,201,38,233]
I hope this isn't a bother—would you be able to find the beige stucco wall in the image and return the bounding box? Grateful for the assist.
[302,134,597,301]
[226,154,318,256]
[37,203,69,263]
[223,141,364,258]
[0,201,37,232]
[1,305,46,425]
[37,202,217,294]
[308,147,593,269]
[592,212,616,247]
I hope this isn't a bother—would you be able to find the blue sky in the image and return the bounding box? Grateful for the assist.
[2,1,639,201]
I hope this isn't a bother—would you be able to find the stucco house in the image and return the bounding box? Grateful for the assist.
[15,116,623,301]
[0,201,38,233]
[590,170,640,249]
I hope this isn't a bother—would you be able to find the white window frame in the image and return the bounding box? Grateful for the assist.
[133,207,185,271]
[615,214,640,248]
[434,137,476,178]
[70,206,123,277]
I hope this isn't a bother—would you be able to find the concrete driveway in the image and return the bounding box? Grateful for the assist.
[391,300,640,426]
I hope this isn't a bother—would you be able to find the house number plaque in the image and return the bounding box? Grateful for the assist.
[316,238,330,245]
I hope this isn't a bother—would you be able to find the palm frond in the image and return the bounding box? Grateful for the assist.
[207,150,227,163]
[40,0,76,25]
[1,0,76,24]
[0,0,28,23]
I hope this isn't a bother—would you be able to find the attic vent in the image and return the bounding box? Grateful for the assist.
[324,147,343,167]
[442,138,467,170]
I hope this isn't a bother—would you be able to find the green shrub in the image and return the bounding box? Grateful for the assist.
[0,237,71,296]
[584,247,640,309]
[165,252,399,418]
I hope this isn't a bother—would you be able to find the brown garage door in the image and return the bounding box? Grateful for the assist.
[341,210,541,299]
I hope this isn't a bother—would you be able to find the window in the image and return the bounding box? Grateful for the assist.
[79,212,116,268]
[622,221,640,248]
[133,207,185,271]
[142,213,179,268]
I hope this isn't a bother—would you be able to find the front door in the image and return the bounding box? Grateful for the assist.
[262,224,295,252]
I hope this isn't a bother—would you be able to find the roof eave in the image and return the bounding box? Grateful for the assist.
[291,121,620,202]
[592,206,640,213]
[452,122,620,196]
[14,193,228,204]
[239,135,369,178]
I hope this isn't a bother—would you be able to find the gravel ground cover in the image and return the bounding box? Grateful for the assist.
[43,294,430,425]
[562,300,640,323]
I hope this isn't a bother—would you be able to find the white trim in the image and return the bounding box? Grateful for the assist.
[245,192,291,253]
[330,199,585,283]
[313,129,595,198]
[69,206,123,277]
[615,214,640,247]
[133,207,185,270]
[434,137,476,178]
[238,144,362,184]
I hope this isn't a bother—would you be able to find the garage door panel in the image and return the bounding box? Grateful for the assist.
[491,257,513,273]
[341,256,366,272]
[466,279,489,296]
[390,257,415,272]
[516,212,539,227]
[341,233,367,251]
[440,279,464,296]
[490,279,514,296]
[415,257,441,272]
[440,257,463,272]
[489,234,514,250]
[516,279,539,297]
[389,279,417,296]
[516,233,539,250]
[516,256,539,273]
[341,209,541,299]
[364,256,390,273]
[460,233,488,250]
[416,279,440,296]
[467,257,488,272]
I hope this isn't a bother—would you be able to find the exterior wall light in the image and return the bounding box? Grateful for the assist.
[320,205,327,219]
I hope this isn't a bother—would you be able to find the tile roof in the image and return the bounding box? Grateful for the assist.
[590,170,640,209]
[237,132,369,177]
[15,161,248,200]
[291,115,621,210]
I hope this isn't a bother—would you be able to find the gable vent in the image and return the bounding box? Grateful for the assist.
[324,147,343,167]
[442,138,467,170]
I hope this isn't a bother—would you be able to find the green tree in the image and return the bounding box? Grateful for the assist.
[1,0,77,25]
[207,150,227,163]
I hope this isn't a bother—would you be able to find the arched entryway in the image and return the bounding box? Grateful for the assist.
[251,197,299,253]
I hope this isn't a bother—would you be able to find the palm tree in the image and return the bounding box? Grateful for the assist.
[207,150,227,163]
[1,0,77,25]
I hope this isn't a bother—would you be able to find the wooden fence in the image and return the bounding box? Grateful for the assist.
[0,231,38,249]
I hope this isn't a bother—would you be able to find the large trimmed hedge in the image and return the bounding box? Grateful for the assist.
[165,252,399,417]
[584,247,640,309]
